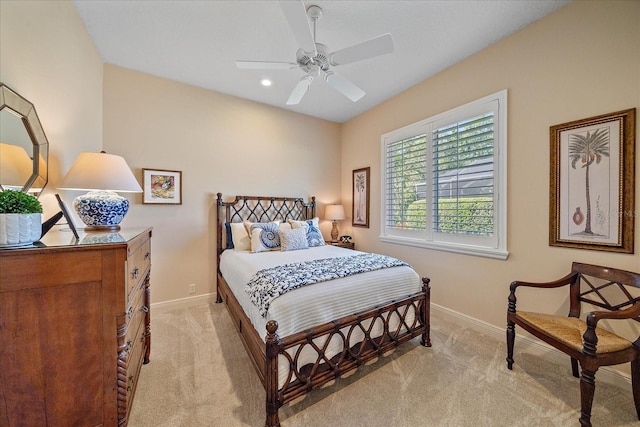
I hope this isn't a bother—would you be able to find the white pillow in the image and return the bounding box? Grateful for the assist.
[289,217,325,247]
[250,222,281,253]
[230,222,250,251]
[279,227,309,251]
[278,222,292,232]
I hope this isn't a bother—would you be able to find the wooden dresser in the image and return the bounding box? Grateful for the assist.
[0,227,152,427]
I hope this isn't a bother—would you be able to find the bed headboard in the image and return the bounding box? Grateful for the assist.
[216,193,316,259]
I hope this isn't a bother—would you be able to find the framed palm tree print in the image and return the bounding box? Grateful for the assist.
[352,167,370,228]
[550,108,635,253]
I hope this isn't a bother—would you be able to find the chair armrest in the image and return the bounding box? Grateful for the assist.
[588,303,640,323]
[507,271,580,316]
[582,304,640,355]
[509,271,579,293]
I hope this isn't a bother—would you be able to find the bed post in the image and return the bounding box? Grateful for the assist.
[216,193,224,303]
[265,320,281,427]
[421,276,431,347]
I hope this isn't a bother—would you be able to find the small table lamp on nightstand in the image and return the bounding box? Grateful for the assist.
[325,204,345,242]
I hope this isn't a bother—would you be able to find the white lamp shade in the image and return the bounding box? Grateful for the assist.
[59,152,142,192]
[0,142,33,188]
[325,204,345,221]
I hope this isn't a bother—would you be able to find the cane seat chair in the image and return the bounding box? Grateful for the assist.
[506,262,640,426]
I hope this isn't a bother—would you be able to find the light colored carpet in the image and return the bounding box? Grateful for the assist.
[128,303,640,426]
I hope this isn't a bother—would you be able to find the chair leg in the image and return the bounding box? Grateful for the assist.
[571,357,579,378]
[579,367,597,427]
[506,320,515,370]
[632,360,640,420]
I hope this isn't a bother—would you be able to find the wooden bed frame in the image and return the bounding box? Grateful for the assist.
[215,193,431,427]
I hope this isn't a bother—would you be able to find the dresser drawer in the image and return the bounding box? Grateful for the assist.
[125,325,146,410]
[120,280,147,415]
[125,280,147,351]
[126,233,151,302]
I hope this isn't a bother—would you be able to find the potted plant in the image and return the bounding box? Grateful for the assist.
[0,189,43,247]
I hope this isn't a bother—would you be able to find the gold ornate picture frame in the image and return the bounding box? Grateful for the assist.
[549,108,635,253]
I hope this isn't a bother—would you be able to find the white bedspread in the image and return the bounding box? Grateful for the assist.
[219,245,422,341]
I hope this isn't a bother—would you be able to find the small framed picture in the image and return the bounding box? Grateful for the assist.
[352,167,370,228]
[55,193,79,239]
[142,168,182,205]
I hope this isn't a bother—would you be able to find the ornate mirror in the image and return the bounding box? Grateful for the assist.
[0,83,49,193]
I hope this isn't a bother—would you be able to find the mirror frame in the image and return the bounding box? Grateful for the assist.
[0,83,49,193]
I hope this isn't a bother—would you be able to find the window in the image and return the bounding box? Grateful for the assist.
[381,90,508,259]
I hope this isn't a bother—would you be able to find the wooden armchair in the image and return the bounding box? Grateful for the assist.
[506,262,640,426]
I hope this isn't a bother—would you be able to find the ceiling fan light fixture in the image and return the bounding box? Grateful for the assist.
[238,1,394,105]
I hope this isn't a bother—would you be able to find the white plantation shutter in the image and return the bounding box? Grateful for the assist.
[381,90,508,259]
[384,134,427,232]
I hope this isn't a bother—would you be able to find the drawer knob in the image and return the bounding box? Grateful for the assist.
[127,306,134,319]
[144,252,150,260]
[141,305,149,313]
[131,267,139,279]
[125,339,132,354]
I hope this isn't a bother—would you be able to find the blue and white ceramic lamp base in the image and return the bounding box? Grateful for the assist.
[73,190,129,231]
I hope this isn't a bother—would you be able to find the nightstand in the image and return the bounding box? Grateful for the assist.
[327,241,355,250]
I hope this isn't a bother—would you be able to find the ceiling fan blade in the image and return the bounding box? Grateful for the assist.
[279,0,317,55]
[236,60,298,70]
[286,75,314,105]
[323,71,365,102]
[329,33,394,66]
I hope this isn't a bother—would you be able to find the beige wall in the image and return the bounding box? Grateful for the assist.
[341,0,640,333]
[102,65,342,303]
[0,0,103,214]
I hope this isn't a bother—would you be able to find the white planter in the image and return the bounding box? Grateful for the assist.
[0,213,42,247]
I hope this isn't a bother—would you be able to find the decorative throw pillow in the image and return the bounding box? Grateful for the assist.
[289,217,325,247]
[225,222,234,249]
[278,222,292,232]
[230,222,250,251]
[279,227,309,251]
[249,222,281,253]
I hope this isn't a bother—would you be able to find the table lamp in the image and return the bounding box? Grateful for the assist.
[0,142,32,190]
[59,151,142,231]
[325,204,345,242]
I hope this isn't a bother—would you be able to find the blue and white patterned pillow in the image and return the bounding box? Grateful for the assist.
[249,222,281,253]
[278,227,309,251]
[289,217,325,247]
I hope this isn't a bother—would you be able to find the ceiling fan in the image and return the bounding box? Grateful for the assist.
[236,1,394,105]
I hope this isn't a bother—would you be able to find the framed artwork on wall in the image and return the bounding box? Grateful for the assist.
[142,168,182,205]
[352,167,370,228]
[549,108,635,253]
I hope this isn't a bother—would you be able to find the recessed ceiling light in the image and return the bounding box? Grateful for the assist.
[260,78,272,87]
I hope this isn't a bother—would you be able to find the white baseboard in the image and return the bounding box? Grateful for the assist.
[431,303,632,389]
[151,292,217,313]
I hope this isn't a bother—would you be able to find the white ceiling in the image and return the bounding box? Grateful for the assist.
[74,0,570,123]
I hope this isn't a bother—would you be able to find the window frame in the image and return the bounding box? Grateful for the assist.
[380,90,508,260]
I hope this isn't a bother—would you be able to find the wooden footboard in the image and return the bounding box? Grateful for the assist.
[264,277,431,427]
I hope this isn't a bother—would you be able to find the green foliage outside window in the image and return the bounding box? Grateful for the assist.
[390,197,493,235]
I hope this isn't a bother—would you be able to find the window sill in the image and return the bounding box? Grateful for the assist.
[379,236,509,260]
